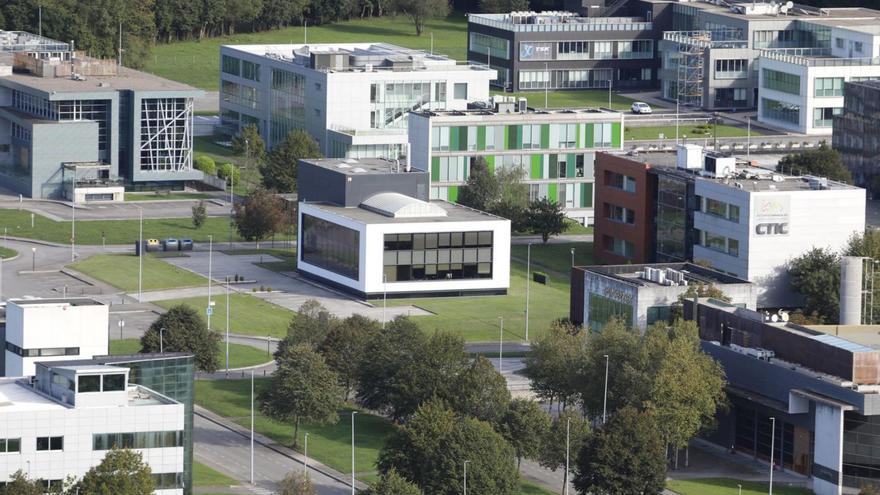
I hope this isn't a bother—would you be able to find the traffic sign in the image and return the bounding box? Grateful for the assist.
[206,307,213,317]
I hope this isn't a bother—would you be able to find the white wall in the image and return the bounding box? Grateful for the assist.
[407,113,432,173]
[813,402,844,495]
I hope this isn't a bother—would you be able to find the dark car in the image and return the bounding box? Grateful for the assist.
[163,238,179,251]
[179,239,194,251]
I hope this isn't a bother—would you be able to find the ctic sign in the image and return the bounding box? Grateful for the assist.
[753,195,790,236]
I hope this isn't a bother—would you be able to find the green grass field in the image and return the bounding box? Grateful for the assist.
[70,254,207,292]
[125,192,212,202]
[0,208,238,245]
[110,338,271,368]
[146,14,468,90]
[0,247,17,259]
[493,89,637,111]
[193,461,238,488]
[154,293,294,338]
[624,124,756,141]
[667,478,812,495]
[561,219,593,236]
[510,241,594,277]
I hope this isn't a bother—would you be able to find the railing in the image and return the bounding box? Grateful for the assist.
[757,48,880,67]
[663,31,747,49]
[468,14,651,32]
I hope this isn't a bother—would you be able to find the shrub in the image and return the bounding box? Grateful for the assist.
[194,155,217,175]
[217,163,241,185]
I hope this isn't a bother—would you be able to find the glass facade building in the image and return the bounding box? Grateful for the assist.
[383,231,493,282]
[301,214,360,280]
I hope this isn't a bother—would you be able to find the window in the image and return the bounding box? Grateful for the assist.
[762,98,800,125]
[453,83,468,100]
[606,171,636,193]
[606,204,635,224]
[604,235,635,258]
[78,375,101,393]
[814,107,842,128]
[51,373,73,391]
[700,230,739,257]
[0,438,20,454]
[221,55,240,76]
[555,123,577,149]
[470,33,509,60]
[763,69,800,95]
[594,123,614,148]
[93,431,183,451]
[36,436,63,451]
[153,473,184,490]
[855,41,864,53]
[241,60,260,81]
[588,292,633,331]
[102,374,126,392]
[815,77,843,97]
[837,37,845,49]
[703,197,739,222]
[714,59,748,79]
[301,215,360,280]
[6,343,79,357]
[383,231,493,282]
[484,126,503,150]
[522,124,541,149]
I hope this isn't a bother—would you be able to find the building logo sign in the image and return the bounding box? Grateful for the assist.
[602,286,634,305]
[753,195,790,236]
[519,42,552,61]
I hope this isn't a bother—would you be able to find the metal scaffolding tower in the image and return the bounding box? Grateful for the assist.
[677,33,707,108]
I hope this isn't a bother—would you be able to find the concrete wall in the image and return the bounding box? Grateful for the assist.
[30,121,99,199]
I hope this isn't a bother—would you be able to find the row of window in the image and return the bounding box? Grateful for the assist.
[301,214,360,281]
[815,77,843,97]
[814,107,843,128]
[698,229,739,257]
[762,98,800,125]
[270,68,306,145]
[555,40,653,60]
[383,231,494,283]
[519,68,619,90]
[384,232,493,250]
[605,171,637,193]
[714,59,748,80]
[12,90,55,120]
[77,373,126,393]
[221,80,260,110]
[603,235,635,258]
[702,197,740,223]
[6,342,78,358]
[605,204,635,224]
[469,32,510,60]
[431,123,618,153]
[763,69,800,95]
[93,430,184,451]
[11,123,30,143]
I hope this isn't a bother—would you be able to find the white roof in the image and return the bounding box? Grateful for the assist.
[0,381,63,412]
[360,193,448,218]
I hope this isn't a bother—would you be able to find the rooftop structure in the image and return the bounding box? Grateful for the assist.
[0,31,68,53]
[297,157,428,208]
[468,12,653,32]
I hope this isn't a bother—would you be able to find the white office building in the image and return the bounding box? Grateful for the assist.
[4,299,109,377]
[0,360,185,493]
[219,42,495,159]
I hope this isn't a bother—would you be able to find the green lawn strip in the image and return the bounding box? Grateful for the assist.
[624,124,757,141]
[561,219,593,235]
[193,460,238,487]
[110,339,271,368]
[520,480,558,495]
[70,254,207,292]
[385,260,570,342]
[510,241,594,278]
[125,192,212,202]
[0,246,17,259]
[666,478,812,495]
[154,293,294,338]
[0,208,238,245]
[493,89,637,111]
[195,379,394,475]
[146,14,467,90]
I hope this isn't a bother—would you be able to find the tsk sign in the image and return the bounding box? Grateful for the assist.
[755,223,789,235]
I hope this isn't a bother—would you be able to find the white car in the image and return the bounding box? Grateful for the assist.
[631,102,653,114]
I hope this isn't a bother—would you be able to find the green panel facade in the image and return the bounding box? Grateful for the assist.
[549,155,558,179]
[486,155,495,174]
[507,125,520,150]
[585,123,594,148]
[477,126,486,151]
[548,183,558,203]
[611,122,622,148]
[575,123,582,148]
[566,154,576,178]
[530,155,542,179]
[458,126,468,151]
[581,183,593,207]
[431,157,440,181]
[448,186,458,203]
[450,127,459,151]
[541,124,550,149]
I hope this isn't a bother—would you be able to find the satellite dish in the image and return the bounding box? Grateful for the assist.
[771,314,779,322]
[780,311,790,322]
[786,1,794,8]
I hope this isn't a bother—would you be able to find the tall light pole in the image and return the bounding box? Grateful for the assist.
[159,327,165,353]
[498,316,504,373]
[382,273,387,329]
[250,370,254,485]
[229,170,234,249]
[137,206,143,302]
[603,354,610,424]
[544,62,549,109]
[769,416,776,495]
[747,116,751,160]
[525,243,533,342]
[564,417,571,495]
[304,432,309,477]
[31,247,35,272]
[351,411,357,495]
[570,247,575,267]
[607,78,612,108]
[70,185,75,263]
[207,235,213,331]
[225,283,230,377]
[463,460,469,495]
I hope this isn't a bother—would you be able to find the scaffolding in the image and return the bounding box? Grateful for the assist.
[678,32,708,108]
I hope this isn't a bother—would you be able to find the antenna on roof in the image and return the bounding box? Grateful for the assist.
[38,3,42,39]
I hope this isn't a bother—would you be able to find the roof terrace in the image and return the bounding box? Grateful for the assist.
[468,11,652,32]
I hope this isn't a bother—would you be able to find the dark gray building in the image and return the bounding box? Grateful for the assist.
[466,4,673,93]
[834,80,880,189]
[297,157,428,206]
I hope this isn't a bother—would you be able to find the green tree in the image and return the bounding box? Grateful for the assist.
[260,344,342,448]
[261,130,322,192]
[277,469,317,495]
[573,407,666,495]
[362,469,422,495]
[217,162,241,185]
[194,155,217,175]
[0,470,44,495]
[377,400,518,495]
[234,188,287,243]
[490,199,528,232]
[788,247,841,323]
[232,124,266,167]
[443,356,511,425]
[496,165,529,209]
[141,305,221,372]
[75,449,154,495]
[317,314,380,400]
[479,0,529,11]
[522,322,588,409]
[501,398,551,469]
[670,283,731,321]
[777,142,852,183]
[391,0,450,36]
[277,300,338,352]
[527,197,568,243]
[191,200,207,230]
[539,410,590,493]
[457,156,500,212]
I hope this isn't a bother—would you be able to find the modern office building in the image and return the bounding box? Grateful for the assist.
[3,298,109,377]
[686,298,880,495]
[218,42,495,159]
[0,31,203,199]
[0,356,189,494]
[570,262,756,330]
[408,102,624,225]
[657,0,880,127]
[297,157,510,298]
[593,147,866,307]
[834,80,880,188]
[467,6,673,92]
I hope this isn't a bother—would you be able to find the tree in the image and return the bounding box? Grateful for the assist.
[0,470,44,495]
[391,0,450,36]
[479,0,528,12]
[217,162,241,185]
[521,322,588,409]
[317,314,380,400]
[491,199,528,233]
[458,156,500,212]
[443,356,511,425]
[501,398,551,470]
[261,130,322,192]
[777,142,852,183]
[573,407,666,495]
[539,410,590,493]
[788,247,841,323]
[191,201,207,229]
[234,188,286,243]
[277,300,338,352]
[141,305,221,372]
[260,343,342,448]
[527,197,567,243]
[194,155,217,175]
[670,283,731,321]
[362,469,422,495]
[277,470,317,495]
[75,449,154,495]
[377,400,518,495]
[232,123,266,167]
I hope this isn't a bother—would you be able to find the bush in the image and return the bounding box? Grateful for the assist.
[533,271,550,285]
[194,155,217,175]
[217,163,241,185]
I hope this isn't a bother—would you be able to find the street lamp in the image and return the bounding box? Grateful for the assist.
[351,411,357,495]
[746,117,751,160]
[118,318,125,340]
[525,242,533,342]
[463,460,469,495]
[207,235,214,331]
[250,370,255,485]
[31,247,36,272]
[564,417,571,495]
[738,484,742,495]
[159,327,165,353]
[304,432,309,477]
[570,247,575,268]
[136,205,143,302]
[226,283,230,377]
[498,316,504,373]
[769,416,776,495]
[603,354,610,424]
[383,273,387,329]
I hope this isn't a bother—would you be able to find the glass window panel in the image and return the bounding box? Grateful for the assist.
[78,375,100,393]
[102,374,125,392]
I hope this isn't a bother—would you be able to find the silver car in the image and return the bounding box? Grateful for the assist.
[631,102,653,114]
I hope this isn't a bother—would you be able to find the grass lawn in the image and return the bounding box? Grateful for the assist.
[510,241,594,277]
[195,379,394,477]
[146,14,468,90]
[624,124,755,141]
[0,208,238,245]
[70,254,206,292]
[125,192,212,201]
[493,89,637,111]
[667,478,812,495]
[562,218,593,235]
[194,137,261,194]
[110,339,271,368]
[154,293,294,338]
[0,246,17,259]
[193,460,237,487]
[520,480,557,495]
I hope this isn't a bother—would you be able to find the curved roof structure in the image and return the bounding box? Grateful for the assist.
[360,192,448,218]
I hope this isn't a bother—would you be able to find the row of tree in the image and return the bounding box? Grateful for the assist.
[4,449,155,494]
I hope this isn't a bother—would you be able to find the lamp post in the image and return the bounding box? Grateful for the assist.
[738,484,742,495]
[498,316,503,373]
[207,235,213,331]
[463,460,469,495]
[525,242,533,342]
[570,247,575,267]
[607,78,612,108]
[225,283,230,377]
[769,416,776,495]
[250,370,254,485]
[159,327,165,353]
[382,273,387,329]
[351,411,357,495]
[746,116,751,160]
[603,354,610,424]
[118,318,125,340]
[31,247,36,272]
[136,206,143,302]
[70,186,75,263]
[564,417,571,495]
[304,432,309,477]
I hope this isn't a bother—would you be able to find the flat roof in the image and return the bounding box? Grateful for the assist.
[469,12,648,25]
[304,199,505,225]
[0,62,201,95]
[45,353,193,367]
[10,297,104,307]
[0,380,64,412]
[302,157,426,176]
[582,262,752,287]
[679,0,880,21]
[415,107,622,123]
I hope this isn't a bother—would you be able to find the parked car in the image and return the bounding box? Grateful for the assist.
[179,239,194,251]
[144,239,161,252]
[631,102,653,114]
[163,238,179,251]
